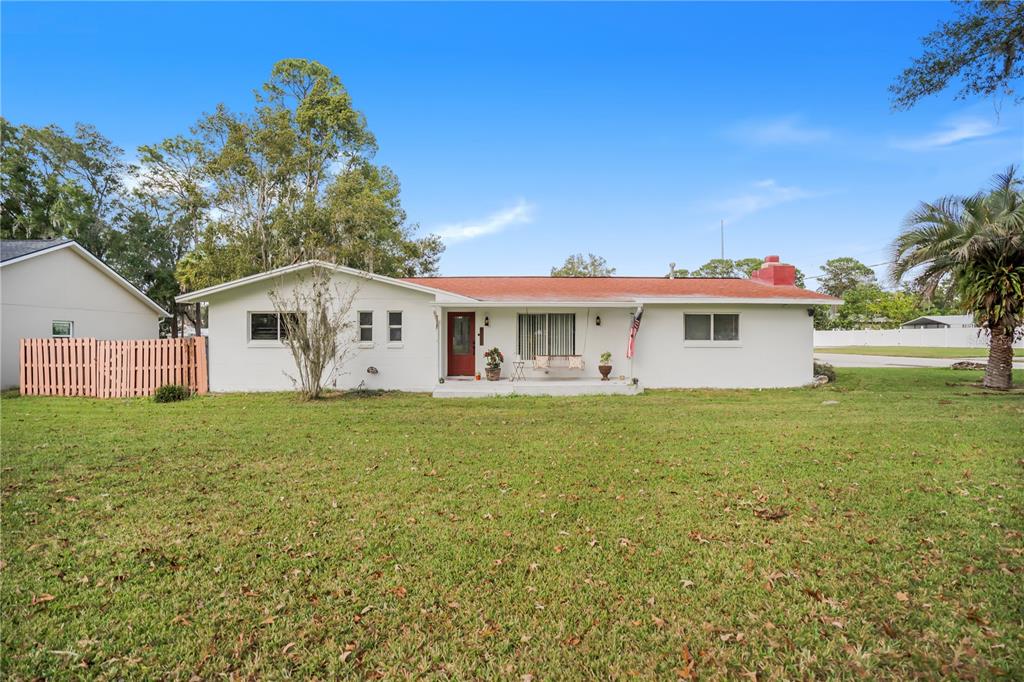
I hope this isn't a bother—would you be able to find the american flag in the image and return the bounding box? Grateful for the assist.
[626,305,644,359]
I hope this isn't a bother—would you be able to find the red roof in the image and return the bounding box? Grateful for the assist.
[401,276,839,302]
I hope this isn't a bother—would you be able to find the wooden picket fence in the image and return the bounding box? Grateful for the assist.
[19,337,208,398]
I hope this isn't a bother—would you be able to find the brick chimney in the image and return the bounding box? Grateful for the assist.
[750,255,796,286]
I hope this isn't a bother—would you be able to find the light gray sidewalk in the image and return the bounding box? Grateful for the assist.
[815,352,1024,369]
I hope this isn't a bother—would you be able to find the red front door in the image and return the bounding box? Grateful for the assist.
[447,312,476,376]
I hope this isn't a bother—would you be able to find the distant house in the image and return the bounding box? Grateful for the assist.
[176,255,840,394]
[0,239,168,389]
[900,314,974,329]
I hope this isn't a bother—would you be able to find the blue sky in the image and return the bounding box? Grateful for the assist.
[2,2,1021,281]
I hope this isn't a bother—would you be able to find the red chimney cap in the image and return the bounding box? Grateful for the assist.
[764,255,780,263]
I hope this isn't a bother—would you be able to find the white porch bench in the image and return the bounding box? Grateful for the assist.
[532,355,585,371]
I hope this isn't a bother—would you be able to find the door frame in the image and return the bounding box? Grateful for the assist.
[446,311,476,376]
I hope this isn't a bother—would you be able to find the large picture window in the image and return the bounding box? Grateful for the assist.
[517,313,575,359]
[684,313,740,343]
[249,312,303,342]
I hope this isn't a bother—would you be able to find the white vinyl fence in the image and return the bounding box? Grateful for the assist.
[814,326,1023,349]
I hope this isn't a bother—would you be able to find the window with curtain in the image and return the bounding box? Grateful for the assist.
[517,313,575,358]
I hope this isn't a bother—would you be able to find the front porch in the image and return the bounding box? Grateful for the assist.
[433,376,643,398]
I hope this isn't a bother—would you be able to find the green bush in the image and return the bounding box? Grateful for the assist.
[154,384,190,403]
[813,361,837,384]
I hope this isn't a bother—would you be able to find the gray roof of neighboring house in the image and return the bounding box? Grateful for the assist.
[0,238,72,262]
[900,314,974,328]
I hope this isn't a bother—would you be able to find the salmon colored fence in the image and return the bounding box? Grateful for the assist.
[19,337,208,397]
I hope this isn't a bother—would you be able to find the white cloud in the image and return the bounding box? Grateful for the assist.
[434,199,534,243]
[708,179,816,223]
[728,116,832,145]
[892,117,1002,150]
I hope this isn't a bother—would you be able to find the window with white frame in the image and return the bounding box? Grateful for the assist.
[388,311,403,342]
[517,313,575,359]
[249,312,303,342]
[684,313,740,342]
[358,311,373,342]
[52,320,73,338]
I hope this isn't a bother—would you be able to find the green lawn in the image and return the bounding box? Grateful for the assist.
[2,369,1022,679]
[815,346,992,359]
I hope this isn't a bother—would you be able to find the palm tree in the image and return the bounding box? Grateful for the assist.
[891,167,1024,389]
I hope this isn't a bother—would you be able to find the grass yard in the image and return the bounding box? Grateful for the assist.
[815,346,993,359]
[2,369,1022,679]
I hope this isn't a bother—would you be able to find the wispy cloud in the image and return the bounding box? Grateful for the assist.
[708,179,817,223]
[434,199,534,243]
[728,116,832,145]
[892,117,1002,150]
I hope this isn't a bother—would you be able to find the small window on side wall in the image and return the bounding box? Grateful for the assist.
[388,311,403,342]
[359,311,373,342]
[52,320,73,338]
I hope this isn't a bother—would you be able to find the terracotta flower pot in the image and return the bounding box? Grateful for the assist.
[485,366,501,381]
[598,364,612,380]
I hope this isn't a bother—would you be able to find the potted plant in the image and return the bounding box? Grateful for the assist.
[483,347,504,381]
[598,351,613,380]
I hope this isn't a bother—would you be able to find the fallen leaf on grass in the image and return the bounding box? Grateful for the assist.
[754,507,789,521]
[282,642,296,655]
[895,592,910,603]
[688,531,710,545]
[677,645,697,679]
[260,615,276,625]
[652,616,667,629]
[763,570,788,591]
[392,586,408,598]
[31,593,55,606]
[171,614,191,626]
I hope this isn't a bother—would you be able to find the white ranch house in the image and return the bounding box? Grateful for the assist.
[176,256,839,396]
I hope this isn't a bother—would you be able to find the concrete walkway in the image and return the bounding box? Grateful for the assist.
[815,352,1024,369]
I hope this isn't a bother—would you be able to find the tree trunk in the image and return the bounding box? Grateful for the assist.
[983,328,1014,390]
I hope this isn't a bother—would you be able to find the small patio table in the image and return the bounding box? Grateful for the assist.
[510,360,527,382]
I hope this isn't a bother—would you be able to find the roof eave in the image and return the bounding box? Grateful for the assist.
[437,296,841,307]
[175,260,478,304]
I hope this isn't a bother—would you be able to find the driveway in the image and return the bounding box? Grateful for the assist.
[815,352,1024,369]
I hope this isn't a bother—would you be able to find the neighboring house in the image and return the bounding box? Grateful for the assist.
[900,314,974,329]
[176,255,839,393]
[0,239,168,389]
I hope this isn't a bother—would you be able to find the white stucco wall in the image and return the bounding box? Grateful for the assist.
[204,270,441,392]
[632,304,814,388]
[0,248,161,389]
[451,303,814,389]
